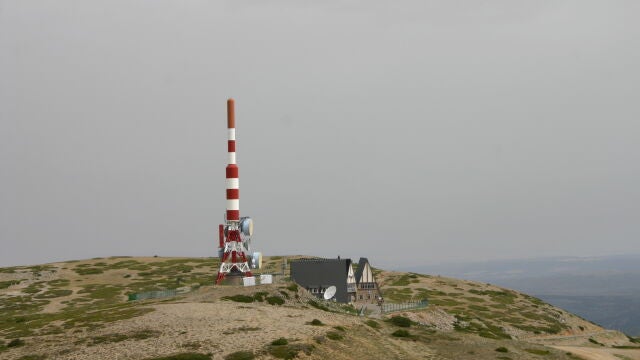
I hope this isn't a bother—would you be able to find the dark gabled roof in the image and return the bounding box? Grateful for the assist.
[293,257,349,264]
[354,257,369,283]
[290,258,352,303]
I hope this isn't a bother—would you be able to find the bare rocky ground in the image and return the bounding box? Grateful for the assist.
[1,256,639,360]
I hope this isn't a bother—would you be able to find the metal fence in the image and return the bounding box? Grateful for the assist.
[381,299,428,313]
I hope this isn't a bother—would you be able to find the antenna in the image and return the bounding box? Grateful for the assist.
[323,285,337,300]
[216,99,253,284]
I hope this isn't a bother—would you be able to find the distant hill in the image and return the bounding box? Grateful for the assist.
[1,256,638,359]
[404,254,640,336]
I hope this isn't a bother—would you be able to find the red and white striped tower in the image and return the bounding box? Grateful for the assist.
[216,98,252,284]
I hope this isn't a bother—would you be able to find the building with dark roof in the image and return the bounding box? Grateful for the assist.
[353,257,382,303]
[290,257,381,304]
[290,258,356,303]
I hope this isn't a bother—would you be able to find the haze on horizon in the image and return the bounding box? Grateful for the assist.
[1,1,639,268]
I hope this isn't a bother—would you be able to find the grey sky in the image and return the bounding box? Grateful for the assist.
[1,1,639,268]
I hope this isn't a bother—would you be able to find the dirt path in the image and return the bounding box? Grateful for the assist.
[552,346,640,360]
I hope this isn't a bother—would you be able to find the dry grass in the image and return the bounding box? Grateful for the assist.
[0,256,636,360]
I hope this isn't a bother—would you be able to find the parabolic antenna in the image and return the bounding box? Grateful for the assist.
[323,286,337,300]
[240,217,254,236]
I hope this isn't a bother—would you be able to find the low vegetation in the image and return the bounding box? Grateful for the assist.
[271,338,288,346]
[81,329,161,345]
[365,319,380,329]
[8,338,26,348]
[144,353,212,360]
[525,348,551,355]
[391,329,411,338]
[224,351,255,360]
[589,338,605,346]
[266,296,285,305]
[387,316,413,328]
[0,256,610,360]
[221,295,255,303]
[325,331,344,340]
[381,271,573,339]
[267,343,314,359]
[307,300,329,312]
[17,355,47,360]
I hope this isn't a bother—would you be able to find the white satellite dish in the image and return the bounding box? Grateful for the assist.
[323,286,337,300]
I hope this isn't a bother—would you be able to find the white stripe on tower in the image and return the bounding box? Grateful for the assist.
[226,98,240,222]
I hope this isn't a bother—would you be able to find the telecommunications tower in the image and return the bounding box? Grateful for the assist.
[216,99,254,284]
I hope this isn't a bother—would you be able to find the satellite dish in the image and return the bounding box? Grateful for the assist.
[323,286,337,300]
[240,217,254,236]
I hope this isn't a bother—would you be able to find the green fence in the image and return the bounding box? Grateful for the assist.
[381,299,428,313]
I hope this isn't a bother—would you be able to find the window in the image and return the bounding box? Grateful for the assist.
[360,283,375,289]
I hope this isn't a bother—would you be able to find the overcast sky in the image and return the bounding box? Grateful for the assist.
[1,1,639,268]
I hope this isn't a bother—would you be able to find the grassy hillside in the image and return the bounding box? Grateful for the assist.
[377,271,602,339]
[0,257,638,360]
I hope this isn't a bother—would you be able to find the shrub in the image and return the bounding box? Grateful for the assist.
[391,330,411,338]
[268,344,314,359]
[388,316,412,328]
[74,267,104,275]
[365,320,380,329]
[524,348,551,355]
[286,283,298,292]
[307,300,329,312]
[8,338,26,348]
[144,353,212,360]
[309,319,323,326]
[495,347,509,353]
[0,280,20,289]
[224,351,254,360]
[17,356,46,360]
[87,329,160,345]
[326,331,344,340]
[89,333,128,345]
[221,295,254,303]
[253,292,268,302]
[333,326,346,332]
[271,338,288,346]
[589,338,604,346]
[131,329,161,340]
[340,304,358,314]
[266,296,284,305]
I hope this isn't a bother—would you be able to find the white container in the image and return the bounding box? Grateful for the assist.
[242,276,256,287]
[260,274,273,284]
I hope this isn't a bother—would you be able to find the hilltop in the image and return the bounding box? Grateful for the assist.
[1,256,639,360]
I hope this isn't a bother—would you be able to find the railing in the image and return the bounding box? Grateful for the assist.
[381,299,428,313]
